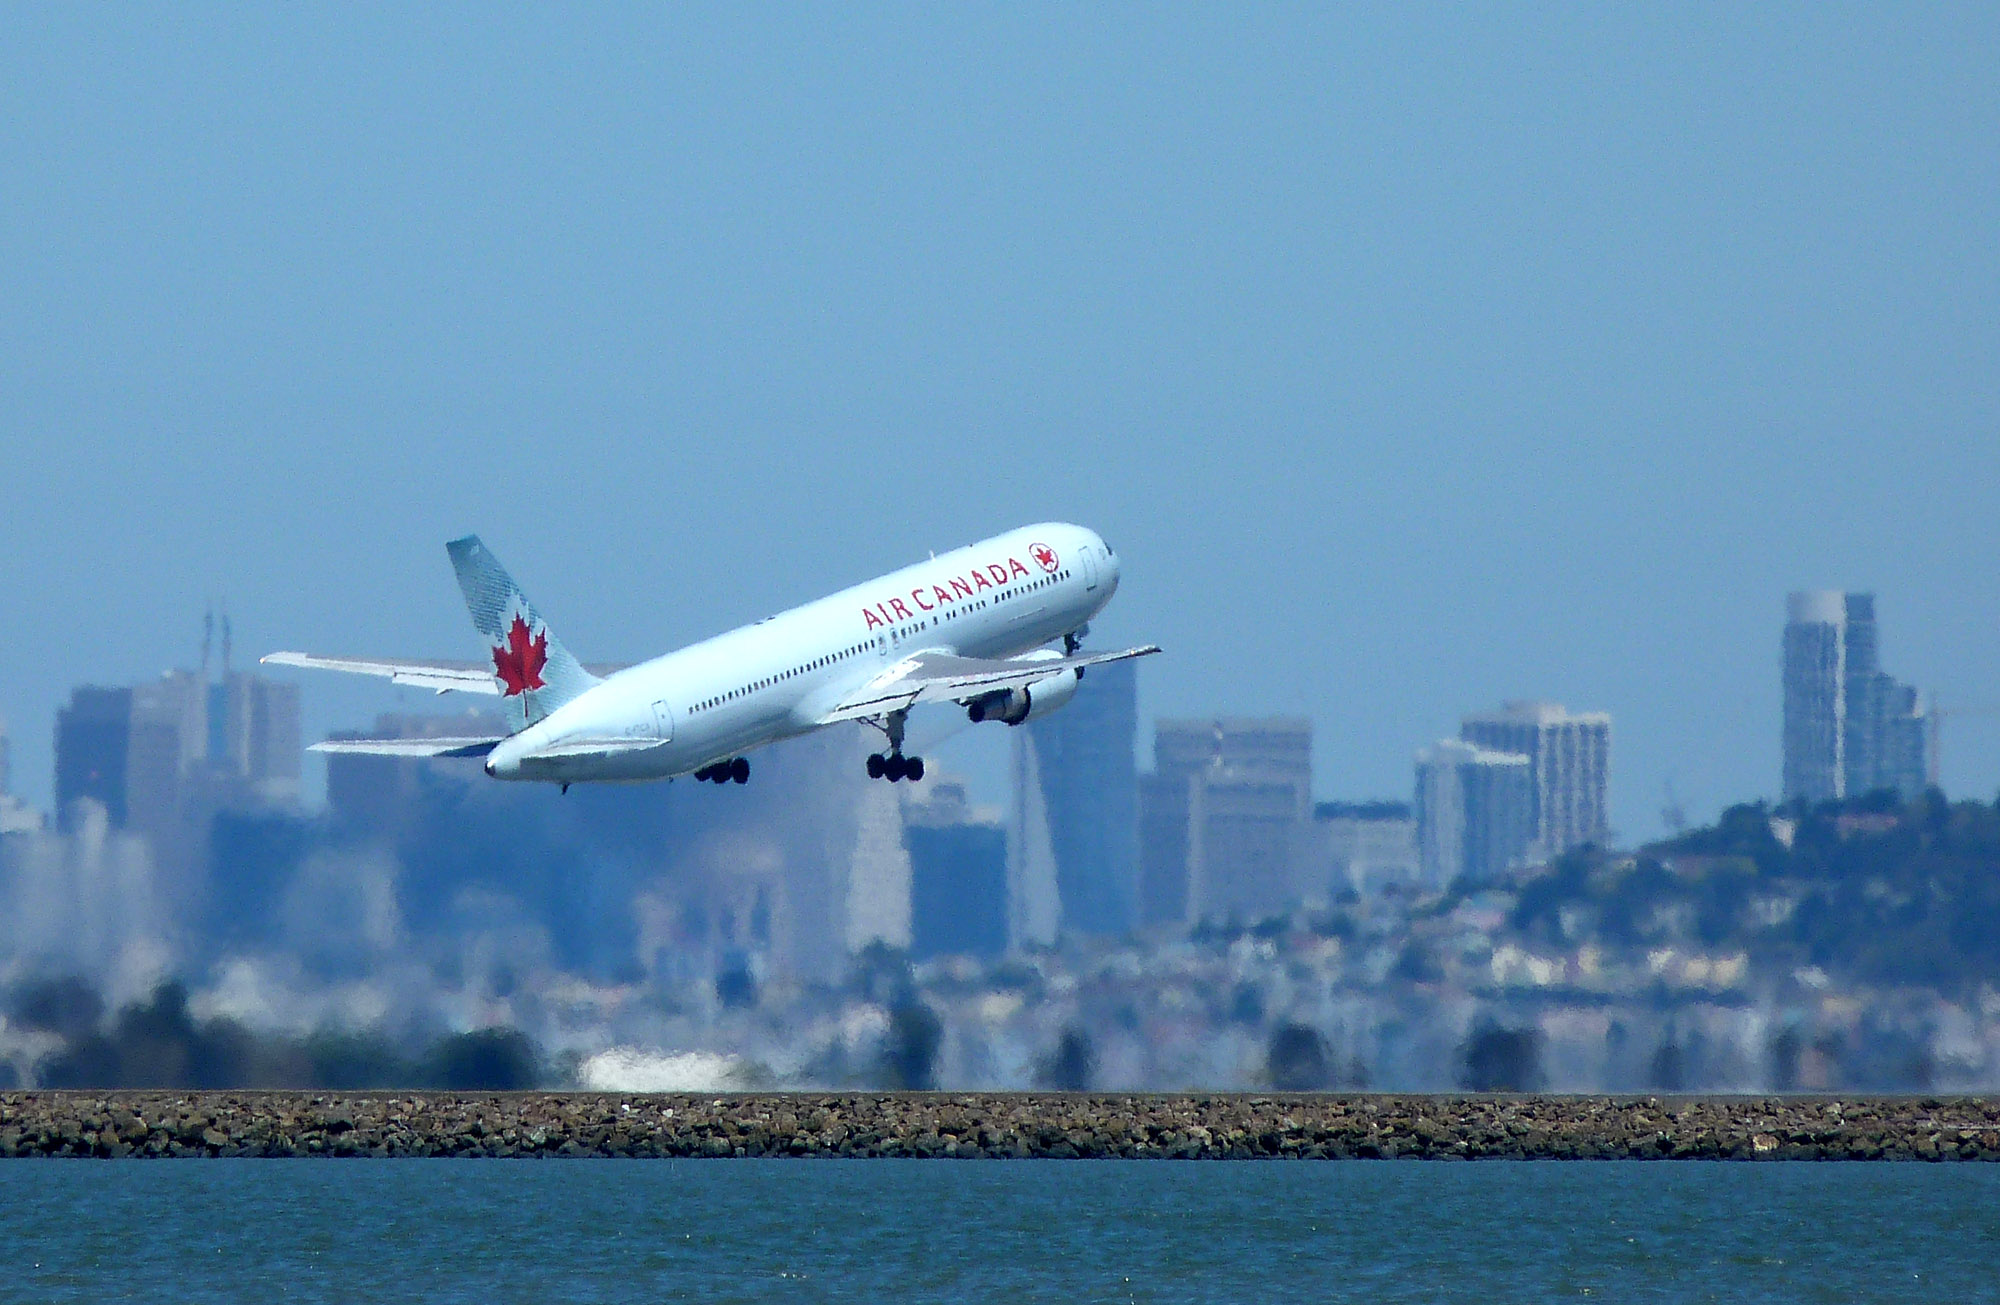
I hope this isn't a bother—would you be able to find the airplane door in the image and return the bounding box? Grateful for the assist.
[1081,546,1100,591]
[651,700,674,742]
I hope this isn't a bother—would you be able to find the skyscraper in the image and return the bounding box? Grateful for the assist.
[0,715,36,835]
[1414,740,1534,887]
[1313,801,1419,897]
[209,673,303,802]
[1782,591,1929,804]
[1783,591,1846,802]
[905,781,1008,959]
[1138,717,1313,926]
[1460,701,1611,856]
[56,687,134,830]
[1006,735,1062,948]
[126,671,206,838]
[1013,660,1139,936]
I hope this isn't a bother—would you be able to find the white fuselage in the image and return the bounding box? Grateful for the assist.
[484,523,1120,782]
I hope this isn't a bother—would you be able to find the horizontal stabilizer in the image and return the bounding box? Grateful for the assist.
[308,737,504,757]
[818,644,1161,724]
[263,652,501,695]
[263,651,632,694]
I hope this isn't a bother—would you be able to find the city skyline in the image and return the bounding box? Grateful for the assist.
[4,7,1997,842]
[9,633,1996,1098]
[0,583,1976,835]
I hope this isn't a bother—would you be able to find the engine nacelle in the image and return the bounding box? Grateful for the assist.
[966,659,1080,726]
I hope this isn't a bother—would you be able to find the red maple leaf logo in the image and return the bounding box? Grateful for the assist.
[1030,543,1058,573]
[492,613,548,696]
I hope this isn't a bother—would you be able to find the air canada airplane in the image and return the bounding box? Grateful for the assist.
[265,523,1157,789]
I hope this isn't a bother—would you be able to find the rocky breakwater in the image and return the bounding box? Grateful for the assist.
[3,1093,1999,1159]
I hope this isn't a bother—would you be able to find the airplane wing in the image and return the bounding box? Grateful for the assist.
[263,652,633,694]
[309,736,506,757]
[817,645,1160,724]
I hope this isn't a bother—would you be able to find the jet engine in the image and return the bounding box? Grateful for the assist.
[965,652,1080,726]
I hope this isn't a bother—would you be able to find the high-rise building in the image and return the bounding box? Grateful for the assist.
[209,673,303,802]
[126,671,207,838]
[1460,701,1611,856]
[1013,660,1139,937]
[56,649,303,841]
[1782,591,1929,804]
[1006,735,1062,948]
[327,709,507,826]
[627,725,911,990]
[1313,801,1419,897]
[0,797,164,983]
[0,715,37,835]
[1138,717,1313,926]
[1783,590,1846,802]
[905,781,1008,959]
[1414,740,1534,887]
[56,687,134,830]
[1138,770,1190,926]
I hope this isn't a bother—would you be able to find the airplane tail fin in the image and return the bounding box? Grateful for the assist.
[446,535,600,730]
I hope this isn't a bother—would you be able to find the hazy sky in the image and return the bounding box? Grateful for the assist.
[4,5,1997,839]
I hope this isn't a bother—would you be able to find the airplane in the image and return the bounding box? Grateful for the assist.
[264,523,1157,789]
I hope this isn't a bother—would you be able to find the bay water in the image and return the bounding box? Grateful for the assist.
[1,1159,1992,1303]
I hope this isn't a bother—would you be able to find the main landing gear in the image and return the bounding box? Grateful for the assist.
[865,709,924,783]
[866,751,924,783]
[695,758,749,784]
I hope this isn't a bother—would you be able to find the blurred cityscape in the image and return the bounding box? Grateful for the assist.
[3,591,1995,1094]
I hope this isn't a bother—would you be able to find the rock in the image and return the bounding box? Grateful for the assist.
[0,1092,1994,1160]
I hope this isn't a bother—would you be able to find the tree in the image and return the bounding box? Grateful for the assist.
[1035,1026,1095,1091]
[1459,1020,1543,1092]
[880,1002,943,1090]
[1647,1041,1686,1092]
[304,1029,418,1089]
[1266,1023,1330,1091]
[423,1028,542,1090]
[8,975,104,1040]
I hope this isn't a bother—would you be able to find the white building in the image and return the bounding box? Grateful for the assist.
[1313,802,1419,897]
[1415,740,1534,888]
[1783,591,1928,804]
[1460,701,1611,856]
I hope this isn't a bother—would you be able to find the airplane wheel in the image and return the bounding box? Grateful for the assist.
[731,757,749,784]
[866,753,885,779]
[905,756,924,782]
[883,753,907,782]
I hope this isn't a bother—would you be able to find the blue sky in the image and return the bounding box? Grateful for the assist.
[3,5,1997,838]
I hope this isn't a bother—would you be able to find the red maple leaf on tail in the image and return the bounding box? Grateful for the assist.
[493,614,549,695]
